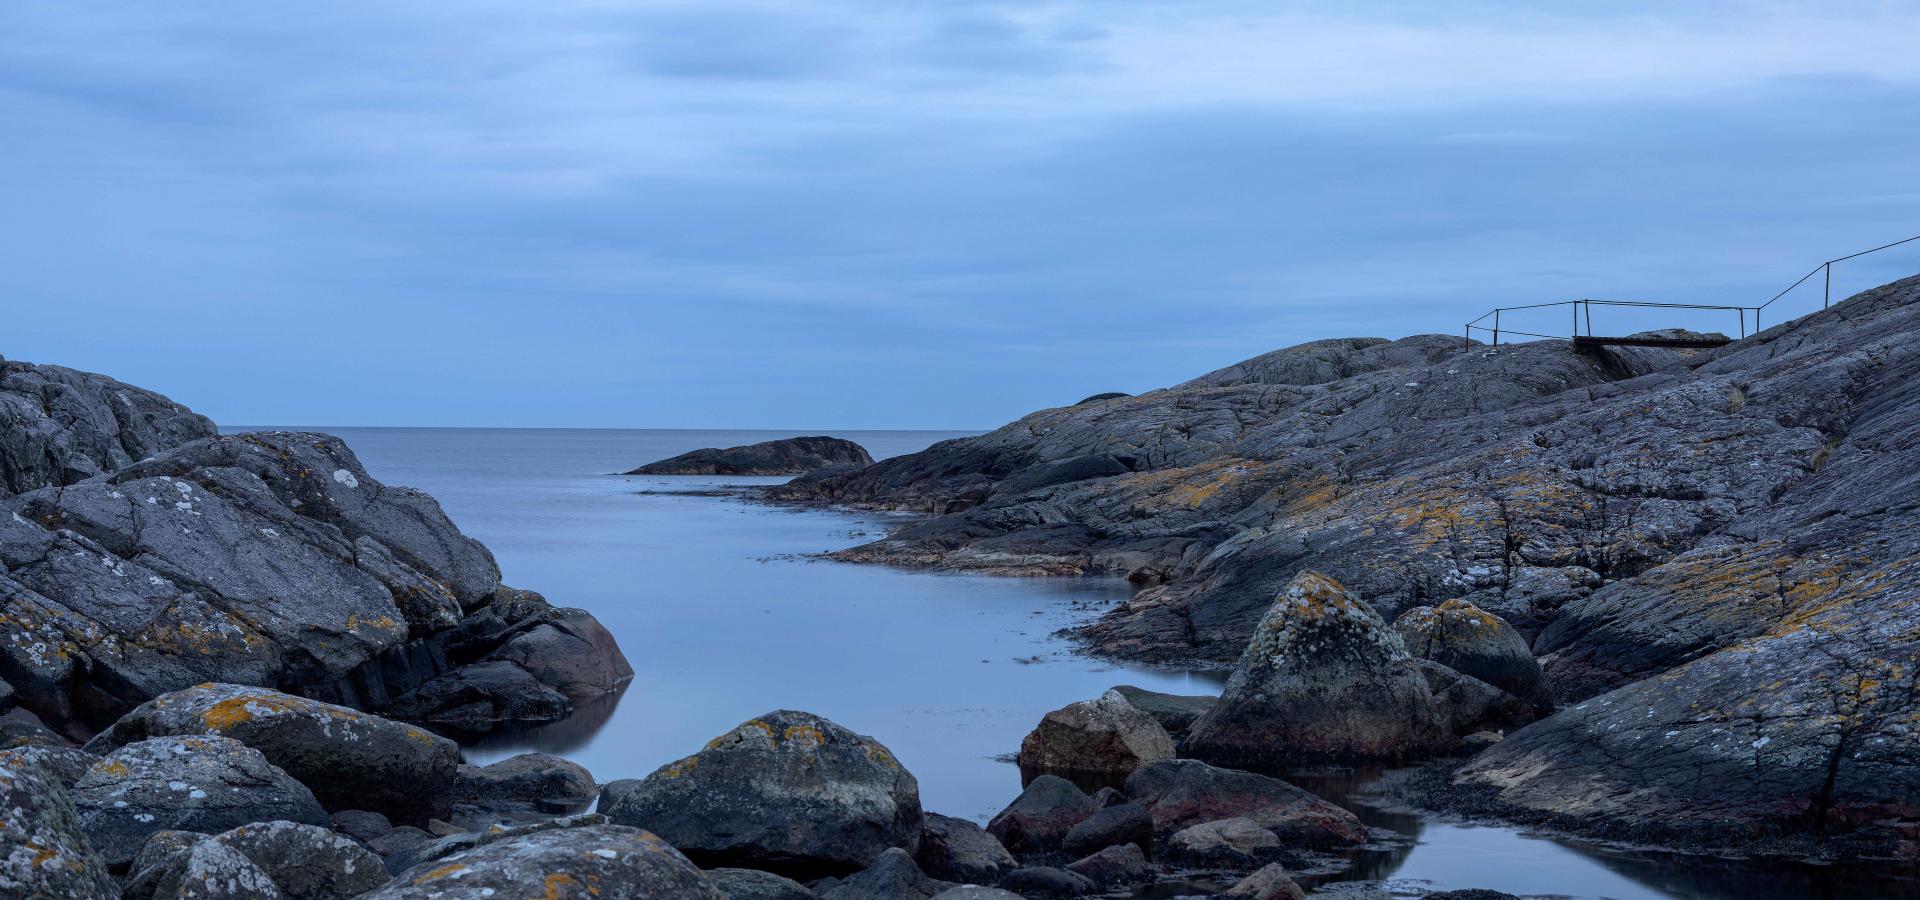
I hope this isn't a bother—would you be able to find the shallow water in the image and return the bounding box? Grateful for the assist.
[232,426,1920,898]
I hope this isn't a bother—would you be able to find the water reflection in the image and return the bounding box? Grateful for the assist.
[445,683,630,756]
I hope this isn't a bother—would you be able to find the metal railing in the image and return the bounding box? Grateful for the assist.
[1463,232,1920,349]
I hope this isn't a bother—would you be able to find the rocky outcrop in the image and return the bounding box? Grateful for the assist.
[71,735,328,868]
[0,358,217,497]
[1017,689,1175,781]
[765,277,1920,852]
[628,436,874,476]
[361,823,724,899]
[1393,600,1551,715]
[0,426,630,739]
[83,684,459,824]
[598,710,922,878]
[1182,572,1447,767]
[0,747,117,899]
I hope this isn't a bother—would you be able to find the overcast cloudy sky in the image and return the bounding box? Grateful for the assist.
[5,2,1919,427]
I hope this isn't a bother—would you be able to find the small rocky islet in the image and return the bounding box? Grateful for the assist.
[626,435,875,476]
[3,275,1918,898]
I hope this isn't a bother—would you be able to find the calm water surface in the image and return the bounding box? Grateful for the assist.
[233,427,1918,899]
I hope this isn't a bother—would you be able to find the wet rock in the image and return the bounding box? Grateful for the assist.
[125,820,385,900]
[986,774,1096,854]
[1018,689,1175,781]
[1089,786,1127,808]
[1165,817,1282,869]
[599,710,922,878]
[627,436,873,476]
[999,865,1095,897]
[1064,841,1151,887]
[1060,801,1151,858]
[915,813,1015,885]
[447,752,596,827]
[85,684,459,823]
[362,823,724,899]
[1183,572,1447,768]
[1123,760,1364,848]
[1109,685,1217,737]
[707,867,819,900]
[1224,862,1306,899]
[0,747,117,899]
[1394,601,1551,714]
[817,847,953,900]
[71,735,327,868]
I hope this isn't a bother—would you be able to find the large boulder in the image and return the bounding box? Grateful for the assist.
[0,748,117,899]
[998,866,1095,898]
[123,821,386,900]
[915,813,1015,885]
[1063,842,1151,888]
[1182,572,1447,768]
[1123,760,1364,848]
[1415,660,1530,736]
[84,684,459,823]
[985,774,1096,854]
[360,824,724,899]
[1224,863,1306,899]
[1017,689,1175,781]
[1393,600,1552,713]
[598,710,922,878]
[70,735,327,868]
[627,436,874,476]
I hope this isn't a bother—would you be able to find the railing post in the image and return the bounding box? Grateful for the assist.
[1584,300,1592,337]
[1492,309,1500,347]
[1824,261,1831,309]
[1464,326,1470,350]
[1737,308,1745,338]
[1572,302,1578,338]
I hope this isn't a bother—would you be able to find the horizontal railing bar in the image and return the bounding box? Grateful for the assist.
[1827,232,1920,265]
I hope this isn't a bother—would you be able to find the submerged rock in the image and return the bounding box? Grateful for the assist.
[627,436,874,476]
[71,735,327,868]
[0,748,117,899]
[1122,760,1364,848]
[599,710,922,878]
[84,684,459,823]
[1108,685,1216,737]
[447,752,598,827]
[915,813,1015,885]
[1018,689,1175,781]
[1183,572,1447,768]
[362,824,724,899]
[986,774,1096,854]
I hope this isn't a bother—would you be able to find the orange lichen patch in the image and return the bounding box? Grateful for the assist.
[709,718,774,750]
[93,759,130,778]
[861,742,900,769]
[659,757,699,778]
[782,723,826,749]
[1281,476,1344,515]
[1432,599,1504,630]
[28,842,56,868]
[402,725,437,746]
[414,862,469,884]
[543,872,581,899]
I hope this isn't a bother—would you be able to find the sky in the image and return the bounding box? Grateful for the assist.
[4,2,1920,428]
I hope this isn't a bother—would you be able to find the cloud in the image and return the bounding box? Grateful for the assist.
[1,1,1918,427]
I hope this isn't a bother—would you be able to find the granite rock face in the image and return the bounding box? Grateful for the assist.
[0,358,216,497]
[0,424,629,738]
[71,735,328,868]
[84,684,459,824]
[628,436,874,476]
[0,747,117,899]
[1182,571,1447,767]
[598,710,923,878]
[770,275,1920,851]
